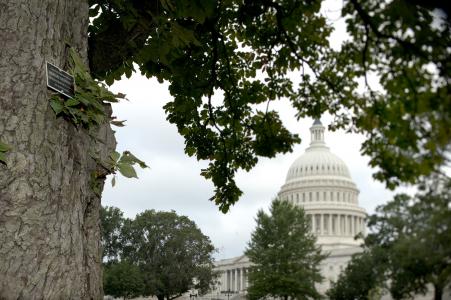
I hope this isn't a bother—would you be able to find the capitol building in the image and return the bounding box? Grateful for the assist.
[211,119,367,296]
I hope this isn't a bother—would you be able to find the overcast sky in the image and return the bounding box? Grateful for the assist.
[101,0,404,260]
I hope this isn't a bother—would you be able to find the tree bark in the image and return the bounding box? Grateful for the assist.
[434,283,443,300]
[0,0,116,298]
[157,295,165,300]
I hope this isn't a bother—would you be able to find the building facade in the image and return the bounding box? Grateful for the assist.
[210,120,367,296]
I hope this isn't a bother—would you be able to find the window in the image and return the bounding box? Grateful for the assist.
[316,192,320,201]
[309,192,312,201]
[302,193,305,202]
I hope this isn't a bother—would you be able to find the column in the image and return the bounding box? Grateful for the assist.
[222,271,226,291]
[238,268,241,291]
[351,215,355,237]
[328,214,332,235]
[311,214,315,233]
[344,215,348,236]
[231,269,234,291]
[342,214,345,235]
[320,214,324,235]
[355,216,358,235]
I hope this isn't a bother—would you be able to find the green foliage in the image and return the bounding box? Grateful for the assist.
[331,176,451,300]
[121,209,217,299]
[87,0,450,212]
[101,206,125,262]
[100,206,218,299]
[0,141,11,165]
[48,48,148,194]
[109,150,149,185]
[339,0,451,189]
[103,260,145,299]
[49,48,125,129]
[327,250,387,300]
[245,199,327,300]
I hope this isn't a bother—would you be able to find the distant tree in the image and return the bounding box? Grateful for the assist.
[364,177,451,300]
[330,177,451,300]
[327,250,387,300]
[101,206,126,262]
[245,199,327,300]
[103,260,145,299]
[122,210,217,300]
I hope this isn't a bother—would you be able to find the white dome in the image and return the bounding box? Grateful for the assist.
[286,148,351,181]
[278,119,366,250]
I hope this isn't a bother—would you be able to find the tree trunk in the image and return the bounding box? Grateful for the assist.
[0,0,116,298]
[434,283,443,300]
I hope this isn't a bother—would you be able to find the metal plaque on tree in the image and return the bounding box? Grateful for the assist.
[46,62,75,98]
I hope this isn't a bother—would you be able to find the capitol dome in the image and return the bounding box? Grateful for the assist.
[279,120,366,249]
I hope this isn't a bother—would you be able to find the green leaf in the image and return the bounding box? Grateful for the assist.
[110,151,121,163]
[111,120,127,127]
[65,98,80,107]
[117,163,138,178]
[119,151,148,169]
[0,152,6,165]
[111,175,116,187]
[0,141,11,152]
[50,97,64,115]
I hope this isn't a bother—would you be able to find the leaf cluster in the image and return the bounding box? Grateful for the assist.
[0,141,11,165]
[109,150,149,186]
[329,176,451,299]
[49,48,125,129]
[327,250,387,300]
[245,199,327,300]
[339,0,451,188]
[100,206,218,300]
[101,206,125,262]
[103,260,145,299]
[88,0,450,212]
